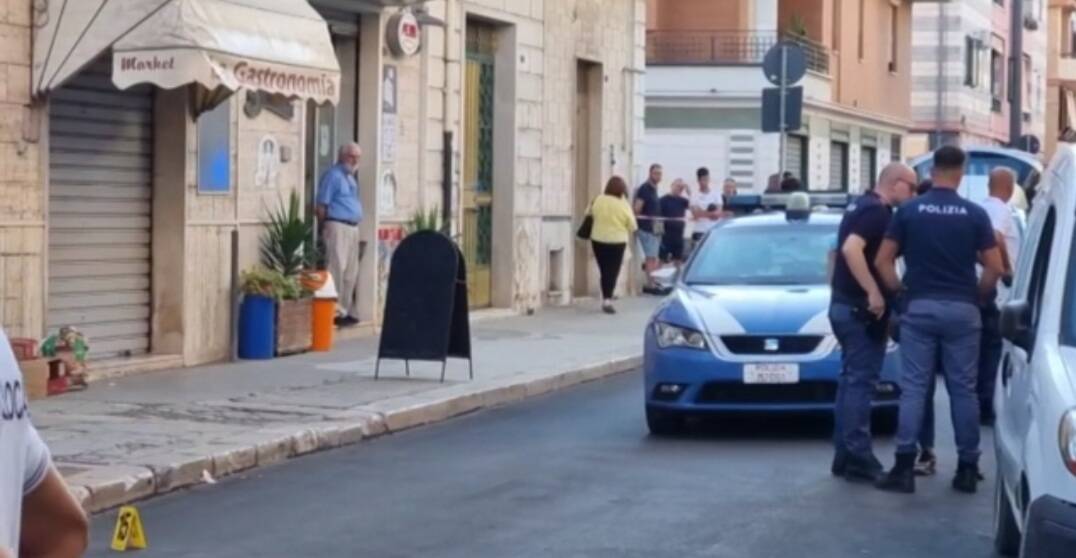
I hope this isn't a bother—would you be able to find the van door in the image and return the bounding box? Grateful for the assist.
[998,204,1056,484]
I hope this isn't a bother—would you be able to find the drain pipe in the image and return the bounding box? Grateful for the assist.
[1010,0,1025,147]
[934,1,946,148]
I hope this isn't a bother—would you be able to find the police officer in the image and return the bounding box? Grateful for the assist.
[0,326,88,556]
[874,146,1005,494]
[829,162,917,481]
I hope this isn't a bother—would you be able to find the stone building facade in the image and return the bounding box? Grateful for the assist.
[0,0,646,373]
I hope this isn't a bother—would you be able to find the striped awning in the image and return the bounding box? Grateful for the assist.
[32,0,341,104]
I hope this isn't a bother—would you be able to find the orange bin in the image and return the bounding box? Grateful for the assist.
[311,298,337,352]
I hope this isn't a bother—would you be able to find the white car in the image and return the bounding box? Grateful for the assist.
[992,145,1076,557]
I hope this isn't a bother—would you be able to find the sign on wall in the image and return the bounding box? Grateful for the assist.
[386,11,422,58]
[381,65,398,163]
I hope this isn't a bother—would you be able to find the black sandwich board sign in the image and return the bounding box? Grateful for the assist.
[375,231,473,382]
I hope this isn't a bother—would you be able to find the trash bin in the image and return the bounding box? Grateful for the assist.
[238,294,276,359]
[310,272,340,352]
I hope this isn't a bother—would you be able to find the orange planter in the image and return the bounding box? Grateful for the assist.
[300,270,328,292]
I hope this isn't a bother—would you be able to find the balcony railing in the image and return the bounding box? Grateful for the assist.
[647,30,830,75]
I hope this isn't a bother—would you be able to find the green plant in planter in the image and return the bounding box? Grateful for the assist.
[240,268,300,300]
[404,207,442,236]
[261,192,316,279]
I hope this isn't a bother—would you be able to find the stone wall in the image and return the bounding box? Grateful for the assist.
[0,0,45,338]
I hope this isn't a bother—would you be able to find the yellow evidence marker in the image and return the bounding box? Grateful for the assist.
[110,506,147,552]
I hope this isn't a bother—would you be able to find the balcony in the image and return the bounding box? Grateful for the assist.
[647,30,830,75]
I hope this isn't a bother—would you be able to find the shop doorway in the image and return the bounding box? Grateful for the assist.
[573,60,603,297]
[463,24,497,309]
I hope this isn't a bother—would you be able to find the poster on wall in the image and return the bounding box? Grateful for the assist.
[379,170,397,217]
[255,135,280,189]
[381,65,398,163]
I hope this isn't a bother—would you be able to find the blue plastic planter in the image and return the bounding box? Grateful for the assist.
[238,294,276,359]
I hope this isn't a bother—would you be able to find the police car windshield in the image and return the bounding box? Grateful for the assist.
[684,223,836,286]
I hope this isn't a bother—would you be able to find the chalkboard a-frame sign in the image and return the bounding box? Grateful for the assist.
[375,231,473,382]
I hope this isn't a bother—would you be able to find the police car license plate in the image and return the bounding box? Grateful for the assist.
[743,363,799,384]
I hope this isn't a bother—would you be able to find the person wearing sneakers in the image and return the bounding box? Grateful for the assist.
[874,146,1005,494]
[589,176,638,314]
[1,327,88,557]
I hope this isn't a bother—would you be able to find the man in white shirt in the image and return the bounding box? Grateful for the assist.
[1,327,87,557]
[690,167,724,244]
[975,168,1019,425]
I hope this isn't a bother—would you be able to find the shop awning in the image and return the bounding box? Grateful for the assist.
[33,0,341,105]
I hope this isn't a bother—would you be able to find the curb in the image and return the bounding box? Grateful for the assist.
[69,354,642,513]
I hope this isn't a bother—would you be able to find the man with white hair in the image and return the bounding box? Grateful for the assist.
[316,143,364,327]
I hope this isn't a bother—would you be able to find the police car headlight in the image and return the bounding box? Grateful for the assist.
[655,322,708,350]
[1059,409,1076,477]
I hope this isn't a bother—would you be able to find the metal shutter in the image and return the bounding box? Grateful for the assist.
[829,141,848,191]
[784,135,805,180]
[48,59,153,360]
[860,146,877,190]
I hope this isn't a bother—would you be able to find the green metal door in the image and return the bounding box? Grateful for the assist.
[463,26,495,308]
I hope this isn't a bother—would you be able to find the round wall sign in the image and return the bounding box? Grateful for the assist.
[387,11,422,58]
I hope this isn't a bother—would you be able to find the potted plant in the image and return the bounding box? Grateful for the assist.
[238,268,287,359]
[405,206,442,236]
[261,192,315,355]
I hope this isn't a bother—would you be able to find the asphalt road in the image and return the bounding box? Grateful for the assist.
[85,371,998,557]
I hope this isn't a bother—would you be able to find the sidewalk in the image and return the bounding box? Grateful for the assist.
[33,298,656,512]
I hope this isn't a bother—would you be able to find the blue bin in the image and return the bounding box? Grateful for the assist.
[238,294,276,359]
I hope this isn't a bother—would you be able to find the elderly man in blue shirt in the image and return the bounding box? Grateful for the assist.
[317,143,364,327]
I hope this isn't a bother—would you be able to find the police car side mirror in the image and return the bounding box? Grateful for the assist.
[1000,300,1033,352]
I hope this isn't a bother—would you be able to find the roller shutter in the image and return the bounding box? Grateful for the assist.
[48,59,154,359]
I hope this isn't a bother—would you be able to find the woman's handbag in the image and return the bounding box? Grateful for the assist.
[576,198,596,240]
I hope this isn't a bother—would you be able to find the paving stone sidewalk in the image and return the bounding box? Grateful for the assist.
[32,298,656,512]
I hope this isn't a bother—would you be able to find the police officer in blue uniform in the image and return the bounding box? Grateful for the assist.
[874,146,1005,494]
[829,162,917,481]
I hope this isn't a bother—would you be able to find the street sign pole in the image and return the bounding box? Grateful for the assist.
[778,43,787,178]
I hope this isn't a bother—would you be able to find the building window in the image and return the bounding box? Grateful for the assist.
[197,100,232,194]
[860,146,878,190]
[829,141,850,191]
[858,0,866,61]
[991,48,1005,112]
[890,135,902,162]
[785,134,809,188]
[964,37,981,87]
[888,4,899,73]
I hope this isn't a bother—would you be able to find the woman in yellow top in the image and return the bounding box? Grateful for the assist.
[589,176,638,314]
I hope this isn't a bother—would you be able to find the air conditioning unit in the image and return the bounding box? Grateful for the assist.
[1024,14,1040,31]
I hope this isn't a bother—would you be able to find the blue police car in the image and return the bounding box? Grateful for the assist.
[644,193,902,435]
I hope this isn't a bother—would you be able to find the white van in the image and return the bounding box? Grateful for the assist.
[992,144,1076,557]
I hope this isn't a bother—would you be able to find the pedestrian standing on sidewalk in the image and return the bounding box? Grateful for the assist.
[634,164,664,295]
[659,179,690,267]
[591,176,638,314]
[316,143,364,328]
[721,178,738,206]
[689,167,724,246]
[1,327,88,557]
[874,146,1005,494]
[828,162,917,482]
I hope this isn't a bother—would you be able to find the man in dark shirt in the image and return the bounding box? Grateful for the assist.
[635,164,663,293]
[874,146,1005,494]
[659,179,690,266]
[829,162,917,481]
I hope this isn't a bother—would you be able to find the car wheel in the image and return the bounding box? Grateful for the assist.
[993,474,1022,556]
[871,408,899,436]
[646,406,686,436]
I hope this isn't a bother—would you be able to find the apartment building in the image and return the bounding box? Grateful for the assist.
[909,0,1048,155]
[643,0,917,194]
[1047,0,1076,159]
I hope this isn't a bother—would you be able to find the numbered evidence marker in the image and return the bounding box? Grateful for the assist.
[110,506,148,552]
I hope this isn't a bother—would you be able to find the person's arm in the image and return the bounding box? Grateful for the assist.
[622,200,638,233]
[315,172,337,223]
[826,250,836,282]
[19,466,88,558]
[993,230,1012,277]
[874,239,903,295]
[633,196,644,216]
[842,234,886,317]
